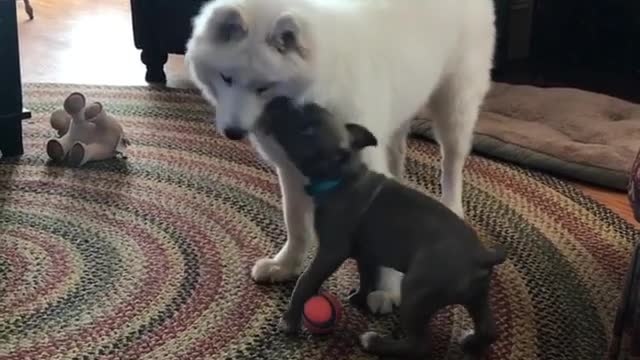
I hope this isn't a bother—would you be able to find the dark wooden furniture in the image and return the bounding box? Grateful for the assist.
[130,0,640,104]
[0,0,31,158]
[130,0,208,83]
[494,0,640,103]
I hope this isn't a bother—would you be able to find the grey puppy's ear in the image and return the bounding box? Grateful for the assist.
[268,12,307,57]
[210,6,247,43]
[346,123,378,150]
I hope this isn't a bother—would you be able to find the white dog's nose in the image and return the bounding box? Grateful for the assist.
[223,127,247,141]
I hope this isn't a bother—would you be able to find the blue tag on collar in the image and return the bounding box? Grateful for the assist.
[304,179,342,197]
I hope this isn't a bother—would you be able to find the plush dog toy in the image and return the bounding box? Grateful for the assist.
[47,92,129,167]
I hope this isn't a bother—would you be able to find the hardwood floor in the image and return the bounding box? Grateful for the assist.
[16,0,188,87]
[579,184,636,225]
[15,0,637,226]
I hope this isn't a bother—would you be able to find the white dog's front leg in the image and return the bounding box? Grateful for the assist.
[251,164,313,283]
[361,142,404,314]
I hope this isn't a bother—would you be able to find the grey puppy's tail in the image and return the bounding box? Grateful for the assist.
[480,245,507,267]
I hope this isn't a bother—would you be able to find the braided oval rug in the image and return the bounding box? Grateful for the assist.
[1,84,637,360]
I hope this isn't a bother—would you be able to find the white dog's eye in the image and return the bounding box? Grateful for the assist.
[220,73,233,86]
[255,83,275,95]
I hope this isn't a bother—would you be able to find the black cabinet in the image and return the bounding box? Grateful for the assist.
[0,0,30,158]
[493,0,640,102]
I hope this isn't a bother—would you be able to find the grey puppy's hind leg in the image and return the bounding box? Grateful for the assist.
[460,277,498,357]
[360,273,439,358]
[360,294,435,359]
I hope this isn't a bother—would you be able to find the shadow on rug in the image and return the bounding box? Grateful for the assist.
[0,83,638,360]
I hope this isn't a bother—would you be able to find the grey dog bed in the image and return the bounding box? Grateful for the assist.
[411,82,640,190]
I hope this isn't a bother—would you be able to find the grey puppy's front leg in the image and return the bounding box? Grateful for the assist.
[280,246,348,334]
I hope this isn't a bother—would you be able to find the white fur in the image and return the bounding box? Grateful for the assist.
[359,331,379,350]
[186,0,495,313]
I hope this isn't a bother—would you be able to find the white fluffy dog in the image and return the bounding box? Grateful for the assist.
[186,0,495,314]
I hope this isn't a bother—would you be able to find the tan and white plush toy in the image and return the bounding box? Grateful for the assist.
[46,92,129,167]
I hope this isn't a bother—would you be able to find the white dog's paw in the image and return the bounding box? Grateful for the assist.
[359,331,380,351]
[366,290,399,314]
[251,257,302,283]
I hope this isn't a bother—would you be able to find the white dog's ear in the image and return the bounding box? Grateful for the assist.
[268,12,308,57]
[209,6,247,44]
[346,124,378,150]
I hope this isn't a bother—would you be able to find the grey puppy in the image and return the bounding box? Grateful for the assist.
[258,97,506,359]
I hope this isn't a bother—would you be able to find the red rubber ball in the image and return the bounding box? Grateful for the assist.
[302,292,343,334]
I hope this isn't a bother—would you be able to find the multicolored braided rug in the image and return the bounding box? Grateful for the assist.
[1,84,638,360]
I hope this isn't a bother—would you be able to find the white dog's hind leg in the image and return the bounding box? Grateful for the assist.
[429,69,489,218]
[251,164,313,282]
[361,140,404,314]
[388,122,411,179]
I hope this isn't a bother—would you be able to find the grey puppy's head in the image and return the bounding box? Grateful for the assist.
[259,97,378,181]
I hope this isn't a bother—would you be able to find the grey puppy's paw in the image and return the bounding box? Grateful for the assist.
[278,315,300,336]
